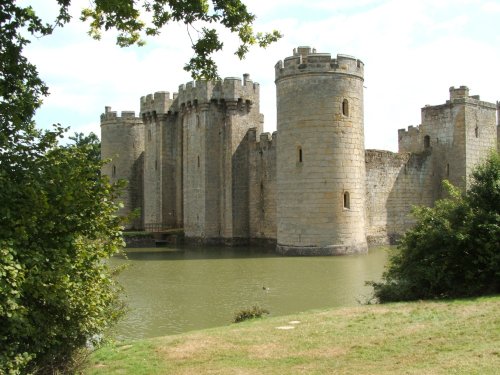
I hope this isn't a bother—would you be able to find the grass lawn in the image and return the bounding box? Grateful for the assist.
[87,296,500,374]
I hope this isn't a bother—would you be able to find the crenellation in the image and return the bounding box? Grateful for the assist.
[174,76,260,111]
[140,91,175,116]
[121,111,136,118]
[100,106,142,124]
[275,49,364,81]
[100,45,499,254]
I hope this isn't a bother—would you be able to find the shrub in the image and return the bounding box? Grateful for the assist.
[233,306,270,323]
[0,140,125,374]
[370,152,500,302]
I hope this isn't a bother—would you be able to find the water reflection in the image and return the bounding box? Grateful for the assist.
[109,246,389,340]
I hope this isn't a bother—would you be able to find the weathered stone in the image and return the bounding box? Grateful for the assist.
[100,48,499,255]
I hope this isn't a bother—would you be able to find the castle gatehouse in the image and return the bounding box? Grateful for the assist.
[101,46,499,255]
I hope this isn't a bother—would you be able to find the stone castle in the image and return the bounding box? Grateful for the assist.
[101,46,500,255]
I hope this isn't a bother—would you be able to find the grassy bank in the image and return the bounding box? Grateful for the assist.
[87,296,500,374]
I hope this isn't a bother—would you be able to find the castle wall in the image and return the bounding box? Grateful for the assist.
[464,99,497,186]
[248,130,277,243]
[399,87,498,194]
[142,112,163,226]
[179,77,263,243]
[182,104,207,238]
[275,48,367,255]
[229,98,264,242]
[100,107,144,229]
[141,91,181,230]
[100,46,499,253]
[365,150,434,245]
[161,112,183,228]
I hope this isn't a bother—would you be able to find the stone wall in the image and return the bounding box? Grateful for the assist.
[100,107,144,229]
[275,47,367,255]
[101,48,499,253]
[365,150,434,245]
[179,76,263,243]
[248,130,277,243]
[464,99,497,186]
[399,86,498,194]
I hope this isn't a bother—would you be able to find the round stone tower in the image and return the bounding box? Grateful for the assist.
[100,106,145,229]
[275,46,367,255]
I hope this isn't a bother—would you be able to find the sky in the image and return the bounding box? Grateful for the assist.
[23,0,500,152]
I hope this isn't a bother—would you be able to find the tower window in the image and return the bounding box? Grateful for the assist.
[298,146,303,163]
[112,165,116,177]
[155,159,158,171]
[342,99,349,117]
[197,155,200,168]
[343,191,350,209]
[446,163,450,177]
[475,126,479,138]
[148,129,152,141]
[424,135,430,149]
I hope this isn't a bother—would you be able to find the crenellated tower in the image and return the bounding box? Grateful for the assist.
[140,91,181,230]
[100,107,145,229]
[398,86,497,192]
[275,46,367,255]
[176,75,263,243]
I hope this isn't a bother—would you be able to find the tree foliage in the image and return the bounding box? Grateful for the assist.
[0,139,126,374]
[370,152,500,302]
[81,0,282,79]
[3,0,278,372]
[68,132,101,164]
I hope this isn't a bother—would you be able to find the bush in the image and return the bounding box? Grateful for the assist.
[370,152,500,302]
[0,140,125,374]
[233,306,269,323]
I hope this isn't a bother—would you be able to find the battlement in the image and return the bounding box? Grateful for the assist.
[398,125,421,153]
[398,125,421,138]
[445,86,496,109]
[176,74,259,108]
[246,129,278,151]
[100,106,141,125]
[275,46,364,81]
[257,131,277,151]
[140,91,175,116]
[449,85,469,100]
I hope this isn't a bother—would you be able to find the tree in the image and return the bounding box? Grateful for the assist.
[0,139,126,374]
[2,0,278,372]
[81,0,282,79]
[370,152,500,302]
[68,132,101,164]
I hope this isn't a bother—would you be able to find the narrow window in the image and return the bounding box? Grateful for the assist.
[197,155,200,168]
[343,191,350,209]
[112,165,116,177]
[298,146,303,163]
[424,135,430,149]
[475,126,479,138]
[197,115,200,128]
[446,163,450,177]
[155,159,158,171]
[342,99,349,117]
[148,129,152,141]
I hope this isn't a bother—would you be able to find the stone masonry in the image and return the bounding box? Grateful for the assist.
[101,46,499,255]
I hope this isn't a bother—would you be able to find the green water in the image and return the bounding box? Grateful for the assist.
[110,246,389,340]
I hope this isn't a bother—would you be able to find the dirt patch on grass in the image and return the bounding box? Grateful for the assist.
[158,335,235,360]
[247,342,289,359]
[403,322,428,334]
[300,346,349,358]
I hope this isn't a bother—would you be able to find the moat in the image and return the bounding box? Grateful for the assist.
[109,246,389,340]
